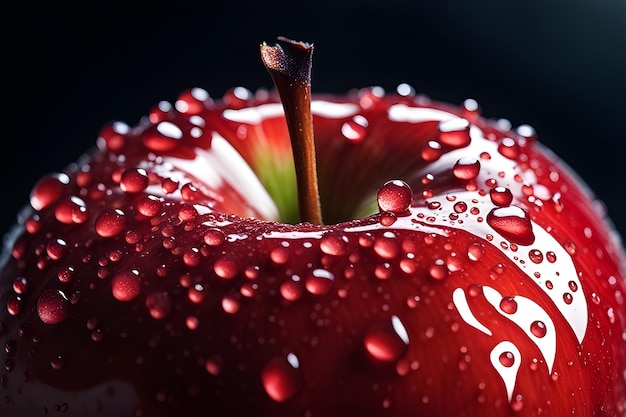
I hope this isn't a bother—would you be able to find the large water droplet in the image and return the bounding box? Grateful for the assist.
[377,180,412,214]
[438,118,471,147]
[55,196,89,224]
[305,269,334,295]
[111,270,141,302]
[486,206,535,246]
[453,157,480,180]
[120,168,149,193]
[37,289,71,324]
[30,173,70,211]
[261,353,303,402]
[364,315,410,362]
[95,208,127,238]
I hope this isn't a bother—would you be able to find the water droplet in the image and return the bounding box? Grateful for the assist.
[500,297,518,314]
[563,292,573,305]
[143,121,183,151]
[175,87,211,114]
[145,292,171,319]
[421,140,442,161]
[490,186,513,207]
[453,201,468,213]
[46,238,68,260]
[364,315,409,362]
[499,351,515,367]
[467,242,485,261]
[486,206,535,246]
[341,115,368,142]
[221,293,241,314]
[546,251,557,263]
[305,269,334,295]
[280,275,304,301]
[528,249,543,264]
[261,353,303,402]
[453,157,480,180]
[498,137,521,159]
[137,195,162,217]
[55,196,89,224]
[438,118,471,147]
[530,320,547,338]
[30,173,70,211]
[203,228,226,246]
[377,180,412,214]
[97,121,129,152]
[214,256,238,279]
[373,234,399,259]
[95,208,127,238]
[111,270,141,302]
[7,296,22,316]
[320,233,348,256]
[37,289,71,324]
[120,168,149,193]
[429,259,448,280]
[12,277,28,294]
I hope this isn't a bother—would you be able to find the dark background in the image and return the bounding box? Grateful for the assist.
[2,1,626,242]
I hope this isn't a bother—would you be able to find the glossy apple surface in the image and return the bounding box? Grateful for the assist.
[0,78,625,416]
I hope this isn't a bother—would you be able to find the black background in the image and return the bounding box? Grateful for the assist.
[2,1,626,242]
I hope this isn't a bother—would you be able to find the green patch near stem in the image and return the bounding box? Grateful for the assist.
[254,150,299,224]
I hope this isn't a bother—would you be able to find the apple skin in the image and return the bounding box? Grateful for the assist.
[0,85,625,417]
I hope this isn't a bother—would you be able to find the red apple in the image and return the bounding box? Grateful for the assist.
[0,37,624,417]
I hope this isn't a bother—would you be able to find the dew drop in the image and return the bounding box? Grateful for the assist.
[563,292,573,305]
[377,180,412,214]
[341,115,368,142]
[438,118,471,147]
[305,269,334,295]
[12,277,28,294]
[7,296,22,316]
[214,256,238,279]
[486,206,535,246]
[111,270,141,302]
[490,186,513,207]
[143,121,183,151]
[364,315,409,362]
[499,351,515,367]
[30,173,70,211]
[46,238,68,260]
[498,137,521,159]
[55,196,89,224]
[137,195,162,217]
[120,168,149,193]
[467,242,485,261]
[453,157,481,180]
[280,276,304,301]
[421,140,442,162]
[37,289,71,325]
[530,320,547,338]
[500,297,518,314]
[145,292,172,319]
[320,233,348,256]
[221,293,241,314]
[453,201,468,213]
[95,208,127,238]
[528,249,543,264]
[97,121,129,152]
[373,234,399,259]
[261,353,303,402]
[203,228,226,246]
[429,259,448,280]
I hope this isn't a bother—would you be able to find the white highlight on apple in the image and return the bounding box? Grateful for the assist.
[452,288,493,336]
[483,286,557,373]
[490,341,521,402]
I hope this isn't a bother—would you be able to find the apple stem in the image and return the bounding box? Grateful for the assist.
[260,37,323,226]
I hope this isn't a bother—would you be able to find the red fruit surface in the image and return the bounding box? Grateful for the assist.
[0,85,624,416]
